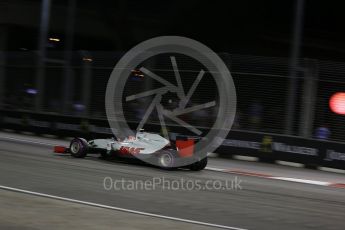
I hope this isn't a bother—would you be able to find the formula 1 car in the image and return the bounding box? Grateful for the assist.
[53,130,207,171]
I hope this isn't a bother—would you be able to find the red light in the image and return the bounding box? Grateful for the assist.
[329,92,345,115]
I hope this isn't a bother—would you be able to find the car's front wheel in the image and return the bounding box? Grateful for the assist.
[70,138,88,158]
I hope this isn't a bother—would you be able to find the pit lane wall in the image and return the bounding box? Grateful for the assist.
[0,109,344,170]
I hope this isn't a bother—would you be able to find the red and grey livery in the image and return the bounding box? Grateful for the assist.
[54,131,207,171]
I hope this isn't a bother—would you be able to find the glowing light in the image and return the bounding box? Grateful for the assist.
[26,88,38,95]
[329,92,345,115]
[82,57,93,62]
[49,37,60,42]
[131,69,144,78]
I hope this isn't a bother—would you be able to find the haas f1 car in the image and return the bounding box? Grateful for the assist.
[54,131,207,171]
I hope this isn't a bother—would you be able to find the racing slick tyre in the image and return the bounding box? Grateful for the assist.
[157,150,177,169]
[189,157,208,171]
[70,138,88,158]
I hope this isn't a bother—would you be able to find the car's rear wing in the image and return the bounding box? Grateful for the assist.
[174,136,200,158]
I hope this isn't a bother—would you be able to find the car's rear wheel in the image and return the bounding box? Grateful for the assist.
[157,151,176,169]
[70,138,88,158]
[189,157,208,171]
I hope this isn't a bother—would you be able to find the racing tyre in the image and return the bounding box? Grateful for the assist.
[157,151,176,169]
[70,138,88,158]
[189,157,208,171]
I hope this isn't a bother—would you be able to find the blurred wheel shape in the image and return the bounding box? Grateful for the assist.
[157,151,176,169]
[70,138,88,158]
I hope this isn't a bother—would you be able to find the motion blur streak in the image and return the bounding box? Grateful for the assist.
[0,133,344,230]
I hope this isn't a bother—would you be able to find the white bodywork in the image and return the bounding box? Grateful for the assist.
[89,132,170,155]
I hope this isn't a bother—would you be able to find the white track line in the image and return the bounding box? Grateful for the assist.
[205,168,343,188]
[270,177,331,186]
[205,167,226,172]
[0,185,247,230]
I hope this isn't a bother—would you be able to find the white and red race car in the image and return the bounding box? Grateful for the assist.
[54,131,207,170]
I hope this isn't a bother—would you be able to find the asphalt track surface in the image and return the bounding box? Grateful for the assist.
[0,132,344,230]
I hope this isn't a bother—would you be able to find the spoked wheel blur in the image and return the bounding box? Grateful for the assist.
[70,138,88,158]
[157,151,176,169]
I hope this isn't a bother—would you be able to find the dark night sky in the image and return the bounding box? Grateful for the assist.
[5,0,345,61]
[77,0,345,60]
